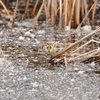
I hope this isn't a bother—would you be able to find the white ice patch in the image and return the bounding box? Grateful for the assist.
[71,79,75,82]
[90,62,95,67]
[37,30,45,34]
[25,31,31,36]
[0,31,3,35]
[78,71,84,74]
[30,34,35,38]
[18,36,25,41]
[31,82,38,87]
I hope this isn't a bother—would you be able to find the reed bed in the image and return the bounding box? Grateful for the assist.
[0,0,98,29]
[47,27,100,67]
[32,0,98,30]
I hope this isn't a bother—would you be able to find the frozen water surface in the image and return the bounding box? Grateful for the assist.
[0,14,100,100]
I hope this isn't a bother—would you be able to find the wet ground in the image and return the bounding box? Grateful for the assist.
[0,17,100,100]
[0,0,100,99]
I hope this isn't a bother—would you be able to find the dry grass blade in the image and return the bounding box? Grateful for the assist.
[12,0,19,27]
[0,47,10,67]
[0,0,12,21]
[32,2,44,26]
[49,27,100,61]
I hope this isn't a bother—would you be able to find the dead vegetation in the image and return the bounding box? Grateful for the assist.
[0,0,98,30]
[48,27,100,66]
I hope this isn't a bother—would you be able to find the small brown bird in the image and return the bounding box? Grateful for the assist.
[43,42,58,56]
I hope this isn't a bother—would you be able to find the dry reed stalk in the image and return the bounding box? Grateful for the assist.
[0,9,21,15]
[32,0,39,17]
[69,0,72,15]
[64,0,68,29]
[92,0,97,25]
[68,0,76,29]
[54,0,57,29]
[77,2,95,30]
[0,47,10,67]
[87,0,93,10]
[24,0,29,17]
[6,0,9,8]
[51,0,54,25]
[45,19,51,28]
[64,57,68,68]
[59,0,62,30]
[84,0,88,24]
[0,0,12,21]
[49,27,100,61]
[69,49,98,62]
[43,1,48,20]
[32,2,44,26]
[72,39,100,54]
[74,0,80,28]
[81,49,100,62]
[81,0,85,18]
[47,0,51,19]
[12,0,19,27]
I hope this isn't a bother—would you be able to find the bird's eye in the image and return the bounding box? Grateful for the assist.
[50,46,52,49]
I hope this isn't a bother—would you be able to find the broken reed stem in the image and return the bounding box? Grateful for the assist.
[71,39,100,54]
[64,57,68,68]
[81,49,100,62]
[32,0,39,17]
[12,0,19,27]
[68,0,76,29]
[0,47,10,66]
[24,0,30,17]
[92,0,97,25]
[49,27,100,61]
[1,9,21,15]
[32,2,44,26]
[0,0,12,21]
[69,49,98,62]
